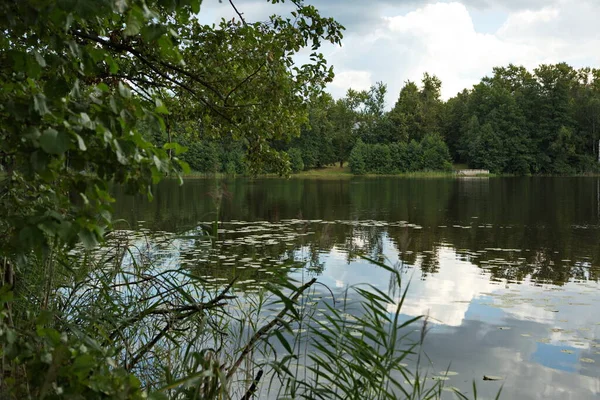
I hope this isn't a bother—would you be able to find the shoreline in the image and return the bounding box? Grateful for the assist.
[179,166,600,179]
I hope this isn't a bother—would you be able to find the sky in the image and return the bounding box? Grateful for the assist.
[200,0,600,106]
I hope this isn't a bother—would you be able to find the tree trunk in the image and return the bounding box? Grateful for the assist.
[339,160,343,168]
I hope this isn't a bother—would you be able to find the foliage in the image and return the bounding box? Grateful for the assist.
[348,135,451,175]
[286,63,600,176]
[0,0,346,398]
[421,133,453,171]
[447,63,600,174]
[292,94,336,170]
[180,140,219,174]
[366,143,393,174]
[349,139,367,175]
[288,148,305,173]
[0,305,145,399]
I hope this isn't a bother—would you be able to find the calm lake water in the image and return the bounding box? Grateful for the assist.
[113,177,600,399]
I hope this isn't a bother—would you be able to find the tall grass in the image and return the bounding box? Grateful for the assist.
[1,224,498,399]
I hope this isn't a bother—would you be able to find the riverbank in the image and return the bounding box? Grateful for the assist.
[179,164,600,179]
[181,165,489,179]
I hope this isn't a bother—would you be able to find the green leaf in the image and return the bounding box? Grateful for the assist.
[124,7,144,37]
[142,25,167,42]
[24,127,41,140]
[114,140,128,165]
[75,134,87,151]
[176,159,191,174]
[78,229,99,249]
[163,142,187,155]
[6,329,16,345]
[154,99,169,114]
[274,330,293,354]
[26,55,42,78]
[44,76,70,99]
[33,50,46,67]
[106,55,119,74]
[0,285,14,303]
[33,93,49,115]
[118,82,131,99]
[40,129,70,155]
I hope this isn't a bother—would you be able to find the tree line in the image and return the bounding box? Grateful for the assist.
[167,63,600,175]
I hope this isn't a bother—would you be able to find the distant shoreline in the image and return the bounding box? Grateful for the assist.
[178,165,600,179]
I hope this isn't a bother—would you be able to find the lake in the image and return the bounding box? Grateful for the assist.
[113,176,600,399]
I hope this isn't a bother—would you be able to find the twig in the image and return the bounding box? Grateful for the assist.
[108,279,237,341]
[228,0,247,25]
[240,369,263,400]
[224,61,266,105]
[226,278,317,380]
[127,320,172,371]
[70,30,233,123]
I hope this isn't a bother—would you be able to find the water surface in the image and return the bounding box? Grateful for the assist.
[113,176,600,399]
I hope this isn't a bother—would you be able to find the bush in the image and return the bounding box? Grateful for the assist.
[407,140,423,172]
[224,160,238,176]
[421,133,452,171]
[219,144,248,175]
[349,135,453,175]
[367,144,392,174]
[0,309,145,399]
[288,148,305,173]
[390,141,410,172]
[181,140,219,173]
[349,139,367,174]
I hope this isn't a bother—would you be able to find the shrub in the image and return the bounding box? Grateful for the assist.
[288,148,305,173]
[0,308,146,399]
[181,140,219,173]
[368,143,393,174]
[407,140,424,172]
[421,133,452,171]
[220,144,248,175]
[390,141,410,173]
[349,139,367,175]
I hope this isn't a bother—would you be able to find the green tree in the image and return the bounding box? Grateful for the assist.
[534,63,577,172]
[288,148,305,173]
[549,126,577,174]
[441,89,470,161]
[0,0,343,395]
[421,133,452,171]
[180,139,219,174]
[0,0,343,254]
[420,73,443,137]
[366,144,392,174]
[389,81,421,143]
[349,139,367,175]
[293,94,336,169]
[390,142,410,173]
[331,96,358,167]
[467,122,505,173]
[407,140,424,171]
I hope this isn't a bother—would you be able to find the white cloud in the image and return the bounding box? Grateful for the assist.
[388,247,499,326]
[330,70,373,93]
[324,1,600,104]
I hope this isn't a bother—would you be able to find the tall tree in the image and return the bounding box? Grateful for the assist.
[389,81,421,143]
[0,0,343,257]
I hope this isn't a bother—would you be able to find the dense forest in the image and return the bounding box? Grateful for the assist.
[163,64,600,175]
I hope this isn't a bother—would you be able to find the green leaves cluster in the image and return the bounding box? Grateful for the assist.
[447,63,600,174]
[0,307,146,399]
[0,0,344,397]
[349,134,452,175]
[0,0,344,256]
[288,63,600,176]
[287,77,447,173]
